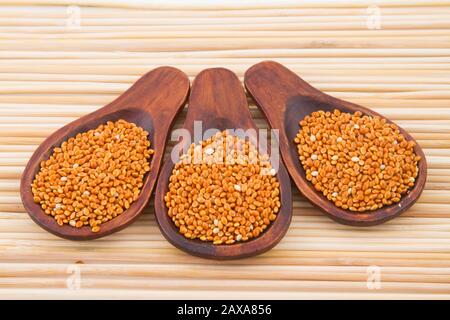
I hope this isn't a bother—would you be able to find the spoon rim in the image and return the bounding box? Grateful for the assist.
[244,60,427,226]
[20,66,190,240]
[154,67,293,259]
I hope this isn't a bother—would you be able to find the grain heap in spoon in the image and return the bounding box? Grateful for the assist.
[165,130,281,245]
[294,109,420,212]
[31,119,153,232]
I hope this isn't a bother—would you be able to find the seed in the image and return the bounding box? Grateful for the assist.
[31,119,154,233]
[294,109,420,212]
[165,130,280,245]
[310,135,317,142]
[204,148,214,155]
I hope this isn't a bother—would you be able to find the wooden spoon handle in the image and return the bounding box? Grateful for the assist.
[109,66,189,131]
[245,61,319,126]
[185,68,254,132]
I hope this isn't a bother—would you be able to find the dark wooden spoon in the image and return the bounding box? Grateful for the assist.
[244,60,427,226]
[20,67,190,240]
[154,68,292,259]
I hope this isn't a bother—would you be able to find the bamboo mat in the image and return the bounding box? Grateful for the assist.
[1,0,450,300]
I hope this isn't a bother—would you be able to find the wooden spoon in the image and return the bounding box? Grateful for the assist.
[154,68,292,259]
[244,61,427,226]
[20,67,190,240]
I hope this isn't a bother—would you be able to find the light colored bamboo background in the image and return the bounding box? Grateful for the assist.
[0,0,450,299]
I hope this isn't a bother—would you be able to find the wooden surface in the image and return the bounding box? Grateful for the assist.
[1,0,450,299]
[20,66,189,240]
[154,68,292,260]
[245,61,427,226]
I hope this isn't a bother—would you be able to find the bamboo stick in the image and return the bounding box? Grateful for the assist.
[1,6,450,19]
[2,16,450,30]
[1,0,450,10]
[1,20,449,32]
[2,56,450,65]
[1,277,450,294]
[1,244,449,265]
[1,48,450,58]
[3,263,450,276]
[1,37,450,52]
[0,65,448,79]
[0,287,447,300]
[4,14,450,25]
[0,250,338,270]
[4,29,450,40]
[0,66,447,78]
[3,6,450,17]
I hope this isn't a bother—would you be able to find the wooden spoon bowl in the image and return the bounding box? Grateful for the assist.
[245,61,427,226]
[20,67,189,240]
[154,68,292,259]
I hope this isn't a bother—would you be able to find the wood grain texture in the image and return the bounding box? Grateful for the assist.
[154,68,292,259]
[20,66,189,240]
[1,0,450,300]
[245,61,427,226]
